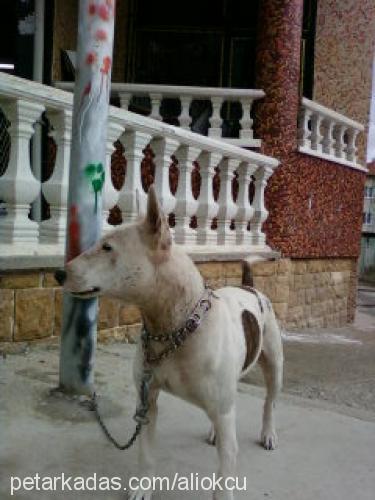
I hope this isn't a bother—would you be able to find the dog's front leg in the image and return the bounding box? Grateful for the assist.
[128,388,159,500]
[212,406,238,500]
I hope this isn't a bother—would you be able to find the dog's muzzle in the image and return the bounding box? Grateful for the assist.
[71,287,101,298]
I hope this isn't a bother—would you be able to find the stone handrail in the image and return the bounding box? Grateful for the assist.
[0,72,279,268]
[55,81,264,148]
[298,97,366,171]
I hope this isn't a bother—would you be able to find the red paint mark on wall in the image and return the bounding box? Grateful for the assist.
[98,56,110,95]
[95,29,108,42]
[100,56,111,75]
[68,205,80,262]
[99,56,112,97]
[88,3,96,15]
[78,81,92,111]
[85,52,97,65]
[83,81,92,98]
[97,4,110,21]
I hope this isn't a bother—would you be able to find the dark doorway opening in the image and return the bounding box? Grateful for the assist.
[301,0,318,98]
[0,0,17,74]
[126,0,259,89]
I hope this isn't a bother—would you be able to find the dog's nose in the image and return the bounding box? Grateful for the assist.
[54,269,67,286]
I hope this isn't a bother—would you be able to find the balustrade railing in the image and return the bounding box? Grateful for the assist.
[298,97,365,171]
[0,73,278,265]
[56,81,264,149]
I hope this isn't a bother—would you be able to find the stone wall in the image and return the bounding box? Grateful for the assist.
[0,258,357,346]
[251,258,355,329]
[0,261,243,344]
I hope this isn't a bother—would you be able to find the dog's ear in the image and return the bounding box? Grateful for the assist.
[146,185,163,233]
[144,185,172,255]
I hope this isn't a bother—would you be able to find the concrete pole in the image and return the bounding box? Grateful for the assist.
[31,0,45,222]
[59,0,116,395]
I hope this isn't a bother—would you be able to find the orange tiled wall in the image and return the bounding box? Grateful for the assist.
[254,0,368,259]
[313,0,375,164]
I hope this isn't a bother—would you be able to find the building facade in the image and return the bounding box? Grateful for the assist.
[0,0,375,344]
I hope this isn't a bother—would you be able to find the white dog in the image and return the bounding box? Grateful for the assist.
[61,186,283,500]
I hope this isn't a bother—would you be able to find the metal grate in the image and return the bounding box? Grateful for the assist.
[0,109,10,176]
[0,109,10,215]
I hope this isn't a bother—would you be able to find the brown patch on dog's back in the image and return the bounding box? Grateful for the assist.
[241,310,261,371]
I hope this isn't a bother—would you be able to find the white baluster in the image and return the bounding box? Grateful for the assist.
[149,93,162,121]
[310,113,323,152]
[40,108,72,245]
[321,118,335,156]
[179,95,192,130]
[196,152,222,245]
[0,99,44,244]
[208,97,223,139]
[173,145,201,244]
[346,128,359,164]
[118,130,152,223]
[102,119,125,233]
[333,124,346,159]
[119,92,131,110]
[250,165,273,247]
[217,158,240,245]
[297,107,312,149]
[236,162,257,246]
[151,137,180,218]
[239,99,254,141]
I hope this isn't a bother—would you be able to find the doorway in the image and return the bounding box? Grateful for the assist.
[125,0,259,89]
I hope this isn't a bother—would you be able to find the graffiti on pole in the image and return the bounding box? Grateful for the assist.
[78,1,114,140]
[84,162,105,213]
[60,0,116,394]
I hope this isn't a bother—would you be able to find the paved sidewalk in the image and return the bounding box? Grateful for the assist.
[1,342,375,500]
[245,307,375,413]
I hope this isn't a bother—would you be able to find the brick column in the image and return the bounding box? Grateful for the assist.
[255,0,304,158]
[253,0,304,253]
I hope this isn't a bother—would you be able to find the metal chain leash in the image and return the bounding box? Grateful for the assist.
[91,399,142,450]
[90,287,214,451]
[90,368,153,450]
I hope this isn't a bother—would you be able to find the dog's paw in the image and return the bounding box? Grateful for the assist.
[128,488,152,500]
[261,428,278,450]
[206,425,216,446]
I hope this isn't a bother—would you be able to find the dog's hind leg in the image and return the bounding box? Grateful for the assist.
[212,406,238,500]
[128,388,159,500]
[258,317,283,450]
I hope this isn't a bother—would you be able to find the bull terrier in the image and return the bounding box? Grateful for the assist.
[59,186,283,500]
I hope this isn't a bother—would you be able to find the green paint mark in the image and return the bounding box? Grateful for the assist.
[84,163,105,213]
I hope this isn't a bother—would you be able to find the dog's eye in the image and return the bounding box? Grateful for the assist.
[102,242,112,252]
